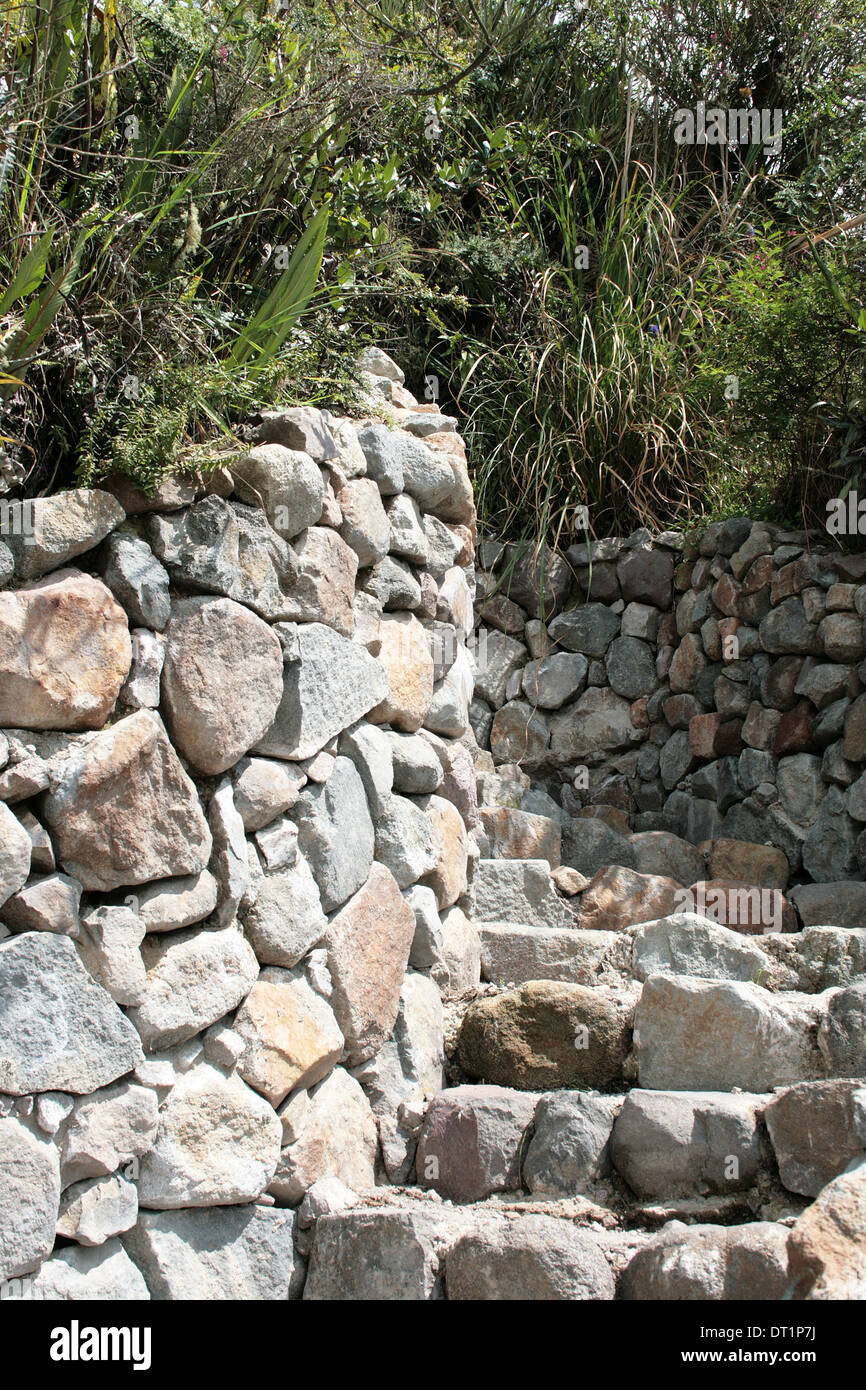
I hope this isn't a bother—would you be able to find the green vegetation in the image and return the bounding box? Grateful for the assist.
[2,0,865,545]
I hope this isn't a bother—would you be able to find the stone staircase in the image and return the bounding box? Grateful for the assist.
[302,763,866,1300]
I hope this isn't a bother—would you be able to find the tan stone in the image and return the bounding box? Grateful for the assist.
[234,967,344,1107]
[270,1067,378,1205]
[702,838,789,891]
[788,1157,866,1298]
[421,794,468,909]
[369,612,434,732]
[0,571,131,730]
[579,865,681,932]
[161,597,283,775]
[282,527,357,636]
[479,806,561,868]
[551,867,589,896]
[326,863,416,1064]
[42,710,212,891]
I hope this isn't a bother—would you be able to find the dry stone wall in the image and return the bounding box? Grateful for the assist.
[0,351,865,1301]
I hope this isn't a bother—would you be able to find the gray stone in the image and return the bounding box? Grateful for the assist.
[422,514,462,582]
[659,728,695,790]
[208,777,251,926]
[521,652,587,709]
[635,975,824,1091]
[405,885,445,973]
[630,913,770,984]
[271,1067,378,1205]
[128,924,258,1052]
[790,881,866,928]
[231,442,324,536]
[561,818,636,878]
[351,972,444,1182]
[233,757,306,832]
[119,628,165,708]
[469,850,572,928]
[628,831,704,885]
[818,982,866,1078]
[803,787,859,881]
[0,871,81,935]
[550,686,642,762]
[134,871,219,934]
[137,1062,281,1209]
[57,1173,138,1247]
[78,904,147,1007]
[0,1118,61,1281]
[339,721,393,814]
[500,543,574,619]
[606,635,657,700]
[473,630,527,708]
[620,1221,790,1300]
[617,548,674,608]
[777,753,824,824]
[122,1205,299,1299]
[524,1093,620,1195]
[621,602,660,641]
[304,1206,458,1300]
[446,1214,614,1300]
[794,660,852,709]
[387,732,442,794]
[61,1082,160,1186]
[548,604,620,658]
[363,554,421,610]
[338,477,390,566]
[255,623,388,761]
[294,756,374,911]
[0,803,31,910]
[239,853,327,968]
[479,926,617,988]
[102,532,171,630]
[0,933,142,1094]
[610,1090,766,1199]
[759,598,818,654]
[375,794,439,889]
[29,1238,150,1300]
[387,493,428,563]
[147,497,301,621]
[6,489,124,580]
[253,406,339,461]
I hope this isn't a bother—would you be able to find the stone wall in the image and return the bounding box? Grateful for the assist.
[472,518,866,920]
[1,355,864,1302]
[0,349,483,1298]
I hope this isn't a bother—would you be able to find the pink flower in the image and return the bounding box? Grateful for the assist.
[218,44,228,62]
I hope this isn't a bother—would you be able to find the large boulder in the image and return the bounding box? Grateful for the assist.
[634,975,825,1091]
[42,710,212,891]
[457,981,634,1091]
[160,597,283,775]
